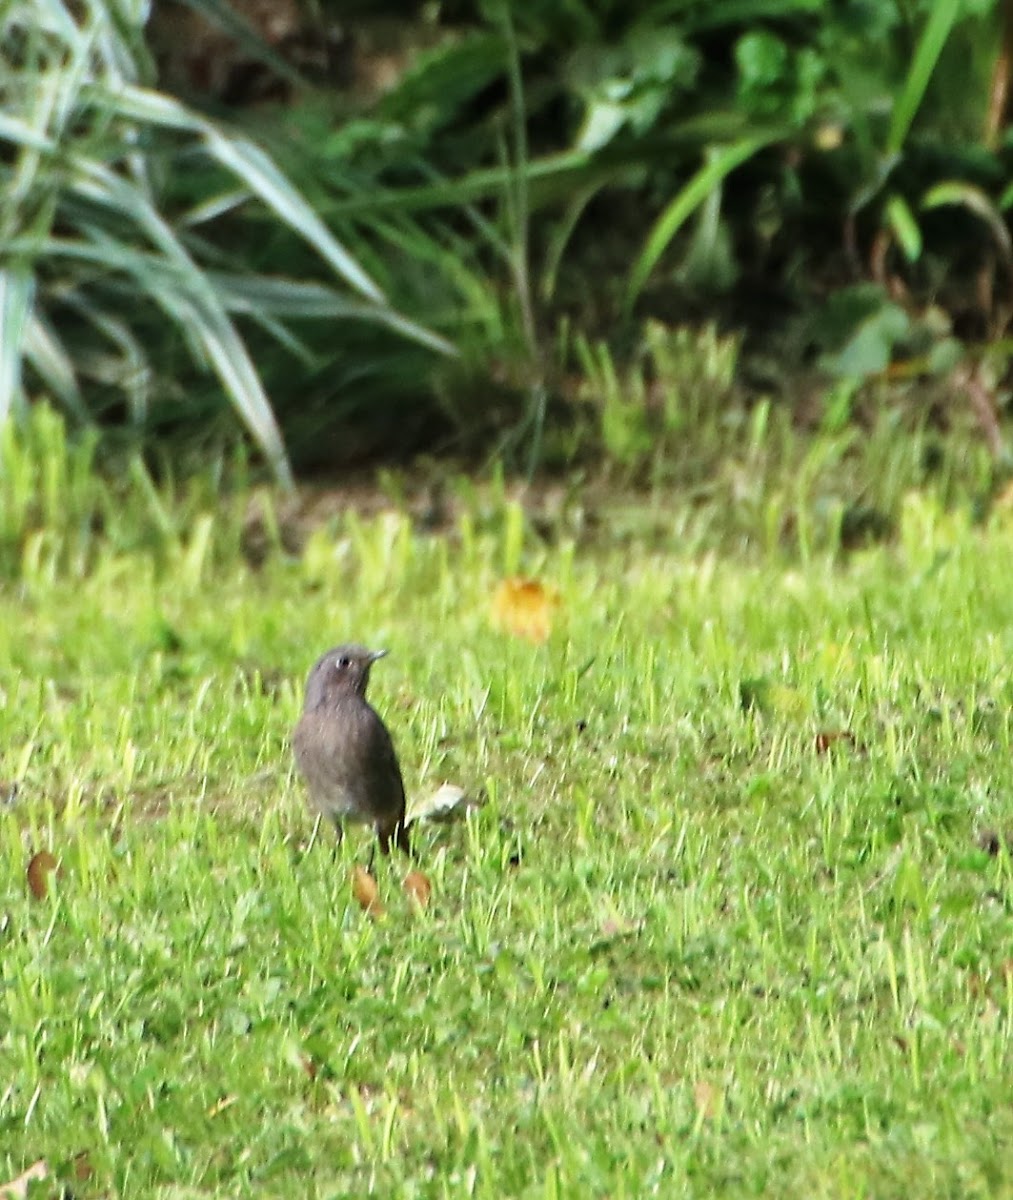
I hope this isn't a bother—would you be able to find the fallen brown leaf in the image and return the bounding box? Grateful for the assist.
[72,1151,94,1183]
[351,866,385,918]
[402,869,432,910]
[26,851,58,901]
[814,730,856,754]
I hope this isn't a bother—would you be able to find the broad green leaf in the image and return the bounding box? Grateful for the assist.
[887,0,961,153]
[23,313,83,416]
[820,303,911,379]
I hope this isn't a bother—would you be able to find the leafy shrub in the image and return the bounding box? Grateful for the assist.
[2,0,1006,478]
[0,0,453,483]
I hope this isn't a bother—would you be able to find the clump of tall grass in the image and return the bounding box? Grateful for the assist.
[0,0,453,484]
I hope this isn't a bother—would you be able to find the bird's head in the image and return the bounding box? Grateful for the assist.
[303,644,388,707]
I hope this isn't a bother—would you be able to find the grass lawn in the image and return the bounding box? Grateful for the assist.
[1,460,1012,1196]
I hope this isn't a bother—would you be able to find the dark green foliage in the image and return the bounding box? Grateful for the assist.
[246,0,1007,466]
[1,0,1007,475]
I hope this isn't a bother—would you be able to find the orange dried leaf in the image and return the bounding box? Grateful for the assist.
[351,866,384,917]
[403,869,432,909]
[27,851,58,900]
[814,730,856,754]
[490,578,560,643]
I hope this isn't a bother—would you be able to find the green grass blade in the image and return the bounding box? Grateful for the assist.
[23,312,85,417]
[209,275,457,357]
[172,0,307,89]
[626,134,778,309]
[885,193,922,262]
[110,86,388,304]
[59,294,154,424]
[886,0,961,154]
[0,272,33,425]
[189,308,293,490]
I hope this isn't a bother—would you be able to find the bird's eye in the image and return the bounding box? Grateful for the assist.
[336,655,351,670]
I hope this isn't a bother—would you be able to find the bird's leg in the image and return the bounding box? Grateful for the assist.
[306,812,323,855]
[377,816,412,858]
[394,818,412,857]
[325,817,344,867]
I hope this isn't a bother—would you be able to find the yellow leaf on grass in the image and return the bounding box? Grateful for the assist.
[491,578,561,643]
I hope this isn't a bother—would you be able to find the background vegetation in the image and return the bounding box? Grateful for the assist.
[2,0,1010,480]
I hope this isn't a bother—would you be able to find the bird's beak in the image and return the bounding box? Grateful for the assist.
[369,649,389,663]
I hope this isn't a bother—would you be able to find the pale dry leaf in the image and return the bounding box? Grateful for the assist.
[0,1160,48,1199]
[693,1079,721,1120]
[600,917,639,939]
[407,782,476,825]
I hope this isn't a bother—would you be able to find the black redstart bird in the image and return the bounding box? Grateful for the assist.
[293,645,411,855]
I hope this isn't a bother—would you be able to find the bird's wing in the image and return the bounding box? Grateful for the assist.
[366,711,406,808]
